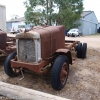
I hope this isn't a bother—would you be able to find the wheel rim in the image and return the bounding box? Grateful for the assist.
[60,63,68,85]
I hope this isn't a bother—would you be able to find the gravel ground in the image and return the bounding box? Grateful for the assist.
[0,35,100,100]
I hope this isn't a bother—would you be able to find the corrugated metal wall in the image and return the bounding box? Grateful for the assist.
[78,19,97,35]
[0,5,6,31]
[82,20,97,35]
[84,12,98,24]
[6,22,12,32]
[97,23,100,29]
[6,21,32,32]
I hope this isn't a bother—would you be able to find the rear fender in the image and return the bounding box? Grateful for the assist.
[55,49,72,64]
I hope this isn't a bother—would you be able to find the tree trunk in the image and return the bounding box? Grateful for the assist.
[0,82,70,100]
[49,1,53,25]
[46,0,49,25]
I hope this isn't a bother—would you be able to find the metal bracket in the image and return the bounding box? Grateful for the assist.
[19,68,24,80]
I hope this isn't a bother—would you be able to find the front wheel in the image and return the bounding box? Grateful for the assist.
[4,52,21,77]
[67,34,70,37]
[51,55,69,90]
[74,34,77,37]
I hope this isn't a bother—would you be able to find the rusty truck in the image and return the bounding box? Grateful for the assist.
[0,30,16,57]
[0,4,16,57]
[4,25,87,90]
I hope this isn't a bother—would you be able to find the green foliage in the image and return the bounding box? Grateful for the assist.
[24,0,83,28]
[54,0,83,29]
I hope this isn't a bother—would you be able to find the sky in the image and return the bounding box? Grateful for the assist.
[0,0,100,21]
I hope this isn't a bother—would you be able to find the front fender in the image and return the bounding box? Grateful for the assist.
[56,49,72,64]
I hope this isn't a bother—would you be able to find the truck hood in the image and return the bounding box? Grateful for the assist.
[16,31,40,39]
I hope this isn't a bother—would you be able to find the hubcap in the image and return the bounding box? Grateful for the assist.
[60,63,68,85]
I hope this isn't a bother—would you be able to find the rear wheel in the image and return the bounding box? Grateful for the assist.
[77,43,82,58]
[81,43,87,58]
[4,52,21,77]
[51,55,69,90]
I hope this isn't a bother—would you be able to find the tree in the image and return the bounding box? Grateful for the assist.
[54,0,83,29]
[24,0,83,28]
[24,0,55,25]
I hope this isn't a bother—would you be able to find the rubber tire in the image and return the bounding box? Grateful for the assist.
[51,55,69,90]
[4,52,20,77]
[81,43,87,58]
[72,34,74,37]
[74,34,76,37]
[77,42,82,58]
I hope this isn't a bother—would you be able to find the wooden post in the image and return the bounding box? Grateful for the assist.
[0,82,70,100]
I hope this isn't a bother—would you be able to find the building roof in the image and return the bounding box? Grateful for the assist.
[0,4,6,8]
[81,11,93,18]
[98,20,100,23]
[7,11,95,23]
[7,17,25,22]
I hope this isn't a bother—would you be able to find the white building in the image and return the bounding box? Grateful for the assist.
[6,17,27,32]
[76,11,98,35]
[0,4,6,31]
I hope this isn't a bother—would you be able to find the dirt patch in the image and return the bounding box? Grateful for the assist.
[0,36,100,100]
[65,35,100,49]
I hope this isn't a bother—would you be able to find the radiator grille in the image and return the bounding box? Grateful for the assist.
[18,39,36,62]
